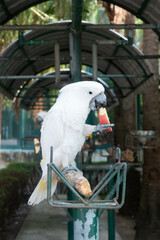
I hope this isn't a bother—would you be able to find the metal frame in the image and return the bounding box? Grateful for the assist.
[1,23,160,31]
[0,22,155,101]
[47,148,127,209]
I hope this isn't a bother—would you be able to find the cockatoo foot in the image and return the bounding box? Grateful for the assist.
[62,165,80,174]
[61,166,92,197]
[95,123,114,132]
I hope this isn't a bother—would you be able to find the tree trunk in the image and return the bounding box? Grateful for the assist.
[0,93,2,147]
[123,12,136,137]
[0,44,3,168]
[135,29,160,240]
[114,12,136,148]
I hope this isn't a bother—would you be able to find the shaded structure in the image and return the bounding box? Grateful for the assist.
[17,70,118,110]
[0,0,47,24]
[102,0,160,39]
[0,21,154,103]
[1,0,160,39]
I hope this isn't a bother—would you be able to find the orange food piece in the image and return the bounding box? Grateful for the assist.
[98,107,112,132]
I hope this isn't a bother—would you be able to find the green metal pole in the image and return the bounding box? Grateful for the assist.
[69,30,81,82]
[68,0,83,239]
[69,1,99,240]
[137,94,141,130]
[108,178,115,240]
[20,109,26,146]
[108,209,115,240]
[73,209,99,240]
[68,191,74,240]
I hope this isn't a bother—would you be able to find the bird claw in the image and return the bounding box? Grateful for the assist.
[62,165,80,174]
[95,123,115,132]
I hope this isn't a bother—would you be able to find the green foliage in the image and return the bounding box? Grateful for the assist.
[0,162,38,226]
[135,18,143,46]
[0,0,101,48]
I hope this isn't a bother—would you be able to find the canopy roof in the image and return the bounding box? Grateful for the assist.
[0,0,47,24]
[103,0,160,37]
[1,0,160,35]
[18,69,118,110]
[0,21,154,102]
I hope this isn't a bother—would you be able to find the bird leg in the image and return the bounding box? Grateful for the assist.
[62,165,79,174]
[95,123,114,132]
[57,166,93,197]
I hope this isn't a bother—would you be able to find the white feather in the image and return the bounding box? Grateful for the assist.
[28,81,105,205]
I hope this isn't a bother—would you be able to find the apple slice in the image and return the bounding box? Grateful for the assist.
[98,107,112,132]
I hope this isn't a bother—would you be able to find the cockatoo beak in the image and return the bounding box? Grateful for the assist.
[89,92,107,111]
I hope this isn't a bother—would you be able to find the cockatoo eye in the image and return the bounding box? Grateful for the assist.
[89,91,93,95]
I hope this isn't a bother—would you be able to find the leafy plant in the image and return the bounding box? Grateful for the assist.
[0,162,39,227]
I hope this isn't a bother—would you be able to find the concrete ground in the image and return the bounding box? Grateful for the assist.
[15,197,122,240]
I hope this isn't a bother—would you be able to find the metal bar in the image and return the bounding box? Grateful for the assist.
[121,163,127,207]
[47,147,53,202]
[47,162,52,201]
[137,94,141,130]
[49,163,88,205]
[50,147,53,163]
[96,174,124,217]
[92,42,97,81]
[47,159,128,210]
[98,74,147,78]
[124,73,154,98]
[0,25,71,30]
[20,100,55,102]
[91,163,119,195]
[69,31,81,82]
[89,164,123,202]
[73,209,99,240]
[48,199,120,209]
[0,74,149,80]
[0,75,58,79]
[84,24,160,30]
[72,0,83,30]
[127,29,133,45]
[116,147,121,162]
[1,54,160,61]
[19,31,55,46]
[95,39,132,46]
[70,4,83,236]
[48,171,125,204]
[1,24,160,31]
[96,55,160,60]
[108,178,115,240]
[54,41,61,84]
[17,95,57,98]
[108,208,115,240]
[115,169,120,199]
[0,56,69,61]
[105,174,123,201]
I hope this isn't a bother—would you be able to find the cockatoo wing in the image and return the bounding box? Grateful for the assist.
[28,81,107,205]
[28,110,64,206]
[40,110,64,170]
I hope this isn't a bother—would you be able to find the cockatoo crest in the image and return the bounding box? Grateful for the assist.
[53,81,106,130]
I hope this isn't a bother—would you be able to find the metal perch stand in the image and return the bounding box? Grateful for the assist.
[47,146,127,240]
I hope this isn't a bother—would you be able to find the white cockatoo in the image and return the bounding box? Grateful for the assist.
[28,81,113,205]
